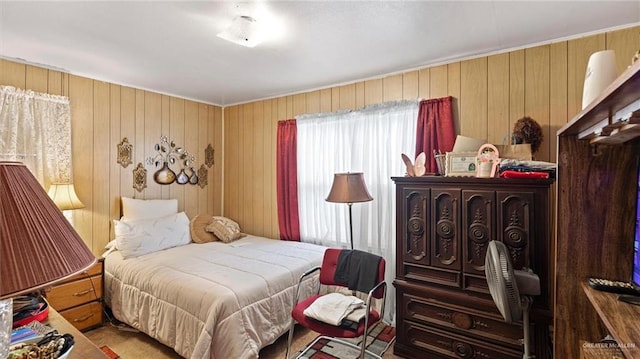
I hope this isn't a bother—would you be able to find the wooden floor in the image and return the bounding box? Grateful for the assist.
[85,321,402,358]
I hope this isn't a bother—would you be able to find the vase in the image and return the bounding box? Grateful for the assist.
[153,162,176,184]
[176,168,189,184]
[189,167,199,185]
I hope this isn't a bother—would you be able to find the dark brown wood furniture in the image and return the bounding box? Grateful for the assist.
[47,258,104,332]
[582,283,638,358]
[44,307,108,358]
[392,176,554,359]
[555,61,640,358]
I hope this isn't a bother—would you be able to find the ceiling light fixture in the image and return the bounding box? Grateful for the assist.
[217,15,261,48]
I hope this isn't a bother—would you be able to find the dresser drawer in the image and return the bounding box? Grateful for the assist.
[400,290,522,347]
[398,319,521,359]
[64,261,103,282]
[58,301,103,332]
[47,276,102,311]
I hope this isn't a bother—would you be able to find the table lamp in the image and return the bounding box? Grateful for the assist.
[0,162,96,357]
[47,183,85,211]
[326,172,373,249]
[48,183,85,225]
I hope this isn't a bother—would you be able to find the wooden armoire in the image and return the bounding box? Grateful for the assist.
[392,176,554,359]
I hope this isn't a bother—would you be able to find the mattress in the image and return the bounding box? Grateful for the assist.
[103,235,327,358]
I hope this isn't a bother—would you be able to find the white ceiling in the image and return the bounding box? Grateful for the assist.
[1,1,639,107]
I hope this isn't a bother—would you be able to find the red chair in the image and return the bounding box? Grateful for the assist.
[285,248,387,359]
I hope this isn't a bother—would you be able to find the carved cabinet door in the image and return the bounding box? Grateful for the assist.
[496,191,533,270]
[402,187,430,265]
[430,188,461,270]
[462,190,495,276]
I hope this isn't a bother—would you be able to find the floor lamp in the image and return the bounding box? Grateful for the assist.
[326,172,373,250]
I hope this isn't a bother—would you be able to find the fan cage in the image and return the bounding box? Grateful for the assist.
[486,240,522,323]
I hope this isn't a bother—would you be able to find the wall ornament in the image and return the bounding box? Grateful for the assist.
[133,162,147,192]
[197,164,208,188]
[117,137,133,168]
[205,144,214,168]
[146,135,198,186]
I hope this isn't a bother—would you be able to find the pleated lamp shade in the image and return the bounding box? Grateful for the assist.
[0,161,96,298]
[326,173,373,204]
[47,183,85,211]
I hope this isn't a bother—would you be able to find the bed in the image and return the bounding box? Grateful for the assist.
[102,200,327,359]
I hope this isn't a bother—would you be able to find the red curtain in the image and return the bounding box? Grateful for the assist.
[415,96,456,173]
[276,119,301,241]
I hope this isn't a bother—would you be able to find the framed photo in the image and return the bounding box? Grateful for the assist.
[445,152,478,177]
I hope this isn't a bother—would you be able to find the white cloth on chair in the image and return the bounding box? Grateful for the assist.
[303,292,365,326]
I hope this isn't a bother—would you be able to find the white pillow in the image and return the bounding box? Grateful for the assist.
[102,240,118,258]
[114,212,191,259]
[121,197,178,222]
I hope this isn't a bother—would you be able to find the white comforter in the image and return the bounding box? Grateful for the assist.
[104,235,326,359]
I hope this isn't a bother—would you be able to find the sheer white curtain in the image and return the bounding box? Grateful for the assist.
[0,86,72,186]
[296,100,419,324]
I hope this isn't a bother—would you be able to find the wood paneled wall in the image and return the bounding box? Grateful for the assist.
[224,25,640,239]
[1,26,637,253]
[0,60,223,255]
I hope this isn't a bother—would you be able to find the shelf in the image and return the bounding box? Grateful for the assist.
[559,60,640,140]
[582,282,640,358]
[589,124,640,145]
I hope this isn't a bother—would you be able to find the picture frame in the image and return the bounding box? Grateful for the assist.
[445,152,478,177]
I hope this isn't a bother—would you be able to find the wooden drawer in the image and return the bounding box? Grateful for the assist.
[58,301,103,332]
[48,276,102,311]
[397,319,521,359]
[400,290,522,347]
[62,261,103,283]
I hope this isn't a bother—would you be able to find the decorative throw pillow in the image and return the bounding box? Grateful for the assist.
[114,212,191,259]
[190,214,219,243]
[120,197,178,222]
[205,216,244,243]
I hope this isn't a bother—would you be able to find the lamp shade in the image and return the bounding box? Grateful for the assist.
[582,50,617,109]
[47,183,85,211]
[326,173,373,204]
[0,162,96,298]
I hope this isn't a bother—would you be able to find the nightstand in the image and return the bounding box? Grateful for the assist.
[46,258,103,332]
[44,307,108,358]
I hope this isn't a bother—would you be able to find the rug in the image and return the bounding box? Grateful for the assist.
[100,345,121,359]
[296,324,396,359]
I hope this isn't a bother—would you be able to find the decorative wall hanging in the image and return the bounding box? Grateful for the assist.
[146,135,198,186]
[117,137,133,168]
[133,162,147,192]
[197,164,208,188]
[205,144,215,167]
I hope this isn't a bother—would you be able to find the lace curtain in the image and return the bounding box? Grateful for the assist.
[0,86,72,186]
[295,100,419,324]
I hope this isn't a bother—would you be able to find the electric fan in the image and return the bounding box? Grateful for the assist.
[485,240,540,359]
